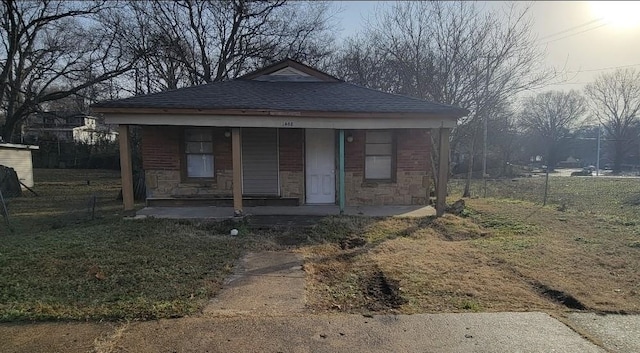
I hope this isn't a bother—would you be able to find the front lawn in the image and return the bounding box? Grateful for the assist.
[0,169,247,321]
[3,169,639,320]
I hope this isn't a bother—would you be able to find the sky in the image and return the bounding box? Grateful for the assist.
[335,1,640,96]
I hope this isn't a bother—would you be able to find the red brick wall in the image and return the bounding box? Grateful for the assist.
[345,130,365,172]
[142,126,181,170]
[141,126,233,172]
[279,128,304,172]
[396,129,430,172]
[345,129,431,175]
[212,128,232,171]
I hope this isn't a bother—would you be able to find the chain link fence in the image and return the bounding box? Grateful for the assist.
[448,170,640,222]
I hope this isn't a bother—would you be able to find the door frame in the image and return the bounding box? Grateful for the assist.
[304,128,336,204]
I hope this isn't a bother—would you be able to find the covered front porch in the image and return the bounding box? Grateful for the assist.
[118,125,452,217]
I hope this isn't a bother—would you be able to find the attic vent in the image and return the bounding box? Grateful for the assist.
[269,67,310,76]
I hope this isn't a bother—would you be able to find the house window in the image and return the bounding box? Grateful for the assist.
[185,128,214,178]
[365,130,394,180]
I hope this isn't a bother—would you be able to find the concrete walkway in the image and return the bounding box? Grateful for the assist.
[1,250,637,353]
[203,251,306,317]
[136,205,436,219]
[568,312,640,353]
[107,312,606,353]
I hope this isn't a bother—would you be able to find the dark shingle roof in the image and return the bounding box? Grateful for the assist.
[93,78,467,116]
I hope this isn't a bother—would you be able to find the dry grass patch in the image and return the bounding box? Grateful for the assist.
[430,214,489,241]
[302,195,640,315]
[467,198,640,314]
[302,215,557,314]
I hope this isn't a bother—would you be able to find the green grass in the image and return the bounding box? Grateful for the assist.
[0,219,245,321]
[449,176,640,222]
[0,169,248,321]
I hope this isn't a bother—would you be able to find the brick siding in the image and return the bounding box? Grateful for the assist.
[141,126,181,170]
[344,129,432,205]
[279,128,304,172]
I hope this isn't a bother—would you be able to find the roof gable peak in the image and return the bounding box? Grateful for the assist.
[241,58,341,82]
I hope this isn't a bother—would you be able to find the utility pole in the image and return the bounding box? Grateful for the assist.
[482,55,491,197]
[596,123,601,176]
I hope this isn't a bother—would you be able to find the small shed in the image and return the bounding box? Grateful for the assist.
[0,143,39,188]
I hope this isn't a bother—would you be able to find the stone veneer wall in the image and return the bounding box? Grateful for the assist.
[344,129,432,206]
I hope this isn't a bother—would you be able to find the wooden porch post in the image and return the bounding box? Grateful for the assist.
[338,129,346,214]
[118,124,134,211]
[436,127,451,217]
[231,127,243,216]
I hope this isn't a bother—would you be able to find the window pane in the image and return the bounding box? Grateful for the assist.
[187,154,214,178]
[365,156,392,179]
[185,129,212,142]
[365,143,392,155]
[366,131,392,144]
[186,141,213,153]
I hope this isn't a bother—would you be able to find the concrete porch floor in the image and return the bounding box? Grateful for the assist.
[136,205,436,219]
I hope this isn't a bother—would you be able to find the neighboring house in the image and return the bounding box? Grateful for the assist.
[72,116,118,144]
[0,143,39,188]
[92,59,467,216]
[22,111,86,142]
[558,156,581,168]
[22,111,117,144]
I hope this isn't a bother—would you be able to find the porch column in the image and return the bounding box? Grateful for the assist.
[231,127,243,216]
[118,124,134,211]
[338,129,346,214]
[436,127,451,217]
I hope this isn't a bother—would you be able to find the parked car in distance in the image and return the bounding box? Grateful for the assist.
[571,168,593,176]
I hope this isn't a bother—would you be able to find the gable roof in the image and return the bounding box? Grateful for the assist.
[92,59,468,118]
[241,58,341,82]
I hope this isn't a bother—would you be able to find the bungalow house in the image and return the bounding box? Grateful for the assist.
[91,59,467,216]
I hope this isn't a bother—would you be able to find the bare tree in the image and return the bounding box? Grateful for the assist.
[519,90,586,171]
[0,0,142,143]
[488,102,521,177]
[116,0,337,93]
[330,1,555,195]
[585,68,640,173]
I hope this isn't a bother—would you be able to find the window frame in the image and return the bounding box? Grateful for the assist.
[181,127,216,182]
[363,130,397,182]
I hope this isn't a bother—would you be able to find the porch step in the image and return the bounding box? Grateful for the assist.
[147,197,300,207]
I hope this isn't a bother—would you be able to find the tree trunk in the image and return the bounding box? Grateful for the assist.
[463,139,476,198]
[613,140,624,174]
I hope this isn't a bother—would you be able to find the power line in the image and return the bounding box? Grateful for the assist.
[566,63,640,73]
[537,18,605,41]
[540,22,609,45]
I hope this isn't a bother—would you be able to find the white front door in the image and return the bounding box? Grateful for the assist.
[305,129,335,204]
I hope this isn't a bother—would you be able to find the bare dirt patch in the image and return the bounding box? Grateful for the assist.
[363,266,406,311]
[534,283,586,310]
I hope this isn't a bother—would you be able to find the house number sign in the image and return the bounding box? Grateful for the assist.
[282,121,294,127]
